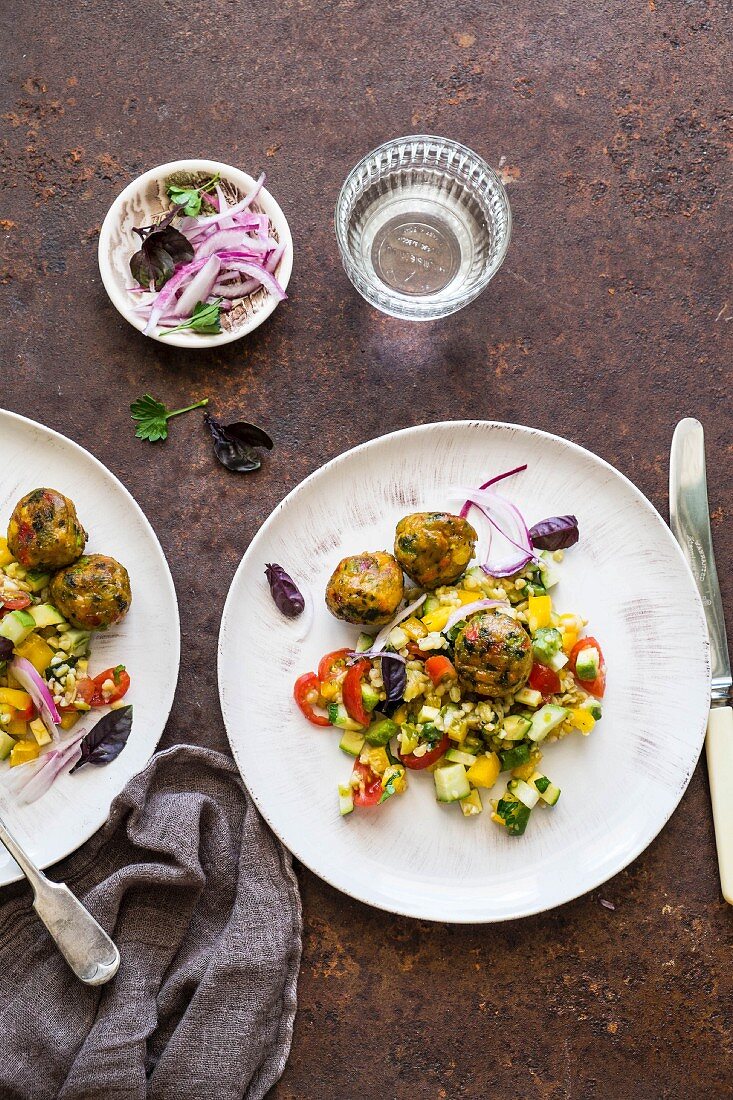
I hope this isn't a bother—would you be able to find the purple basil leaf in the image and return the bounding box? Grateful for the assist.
[223,422,274,450]
[529,515,579,550]
[0,638,14,662]
[381,654,407,704]
[265,563,305,618]
[205,412,272,473]
[70,705,133,773]
[129,206,193,289]
[154,224,195,265]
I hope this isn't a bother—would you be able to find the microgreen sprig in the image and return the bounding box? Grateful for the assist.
[130,393,209,443]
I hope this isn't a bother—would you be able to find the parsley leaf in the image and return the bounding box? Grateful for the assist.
[166,172,221,217]
[130,393,209,443]
[158,299,222,338]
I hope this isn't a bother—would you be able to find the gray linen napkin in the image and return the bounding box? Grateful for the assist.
[0,744,301,1100]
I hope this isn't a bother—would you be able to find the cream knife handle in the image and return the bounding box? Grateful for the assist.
[706,706,733,905]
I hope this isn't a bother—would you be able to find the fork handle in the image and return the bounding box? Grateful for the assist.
[706,706,733,905]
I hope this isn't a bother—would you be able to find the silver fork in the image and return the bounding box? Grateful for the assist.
[0,815,120,984]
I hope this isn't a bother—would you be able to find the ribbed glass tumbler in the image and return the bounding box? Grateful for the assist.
[335,136,511,321]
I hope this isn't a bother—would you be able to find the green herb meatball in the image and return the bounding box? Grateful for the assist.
[325,551,404,626]
[394,512,477,589]
[7,488,87,571]
[454,611,533,697]
[50,554,132,630]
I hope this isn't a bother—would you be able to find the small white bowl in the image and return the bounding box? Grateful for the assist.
[98,158,293,348]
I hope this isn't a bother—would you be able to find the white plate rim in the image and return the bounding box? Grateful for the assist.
[0,408,180,882]
[218,419,710,922]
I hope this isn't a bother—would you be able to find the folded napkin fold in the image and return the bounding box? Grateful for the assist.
[0,744,301,1100]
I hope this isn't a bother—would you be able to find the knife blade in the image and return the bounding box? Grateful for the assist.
[670,417,733,903]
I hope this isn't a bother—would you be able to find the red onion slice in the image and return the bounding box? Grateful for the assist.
[173,254,221,317]
[10,657,60,741]
[457,486,538,578]
[443,599,508,634]
[365,593,427,655]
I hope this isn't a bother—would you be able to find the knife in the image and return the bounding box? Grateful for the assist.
[670,417,733,904]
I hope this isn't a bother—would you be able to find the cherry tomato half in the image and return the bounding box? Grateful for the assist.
[342,659,371,727]
[58,676,95,713]
[568,637,606,698]
[352,761,384,807]
[400,731,450,770]
[528,662,561,696]
[89,666,131,707]
[317,648,352,684]
[293,672,330,726]
[0,594,31,611]
[424,655,457,687]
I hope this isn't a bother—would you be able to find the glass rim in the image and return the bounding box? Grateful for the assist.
[334,134,512,314]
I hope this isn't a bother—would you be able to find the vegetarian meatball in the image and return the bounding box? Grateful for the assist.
[7,488,87,570]
[454,611,533,697]
[394,512,477,589]
[325,551,404,626]
[50,554,132,630]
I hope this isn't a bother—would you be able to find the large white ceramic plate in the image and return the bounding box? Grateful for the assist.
[0,410,179,885]
[219,421,710,922]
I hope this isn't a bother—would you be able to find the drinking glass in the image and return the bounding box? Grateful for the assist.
[335,135,511,320]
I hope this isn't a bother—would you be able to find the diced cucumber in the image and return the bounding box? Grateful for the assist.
[0,609,36,645]
[501,714,532,741]
[445,748,477,767]
[507,777,540,809]
[548,649,569,672]
[355,632,374,653]
[418,704,440,724]
[499,743,531,771]
[575,647,600,681]
[581,698,602,720]
[531,772,561,805]
[388,627,409,650]
[514,686,542,707]
[433,763,471,803]
[364,716,397,747]
[339,728,366,756]
[328,703,364,731]
[422,595,440,615]
[532,627,563,664]
[528,704,569,743]
[28,603,66,629]
[460,789,483,816]
[57,628,91,657]
[338,783,354,816]
[538,550,561,589]
[25,570,50,594]
[0,729,14,760]
[495,795,532,836]
[361,683,380,712]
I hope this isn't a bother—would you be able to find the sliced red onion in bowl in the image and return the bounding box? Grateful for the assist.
[173,254,221,317]
[443,599,508,634]
[10,657,61,741]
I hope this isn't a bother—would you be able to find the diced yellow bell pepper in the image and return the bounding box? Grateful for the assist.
[361,745,390,776]
[318,679,340,703]
[0,688,33,711]
[0,537,15,568]
[402,617,427,640]
[527,594,552,633]
[60,712,81,732]
[392,705,408,725]
[14,633,54,675]
[7,718,28,738]
[381,764,407,794]
[511,759,539,781]
[466,752,501,789]
[558,613,580,653]
[569,707,595,734]
[9,740,40,767]
[455,589,481,606]
[421,606,453,633]
[29,717,51,746]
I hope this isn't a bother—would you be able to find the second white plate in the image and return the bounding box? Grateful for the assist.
[219,421,709,922]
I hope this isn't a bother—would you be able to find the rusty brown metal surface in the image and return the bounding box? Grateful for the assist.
[1,1,732,1096]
